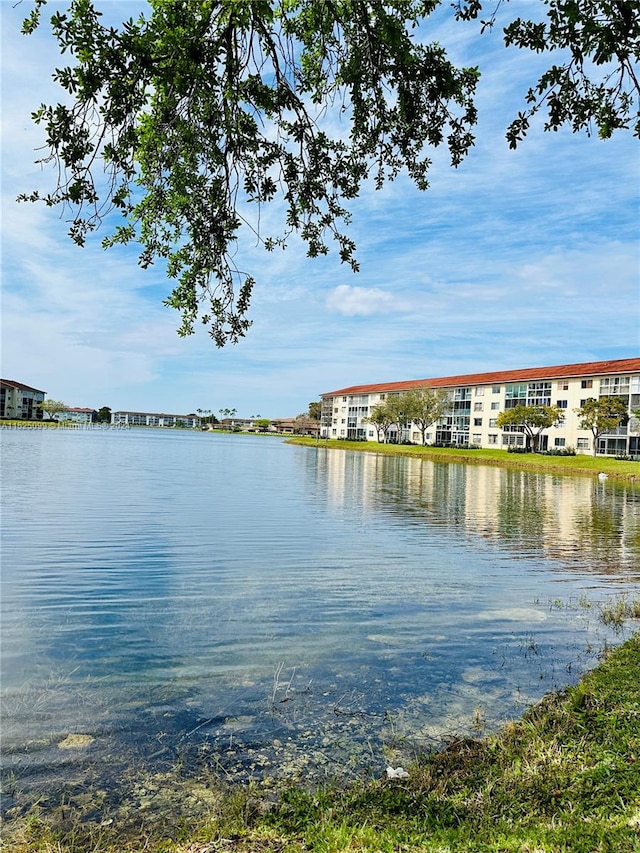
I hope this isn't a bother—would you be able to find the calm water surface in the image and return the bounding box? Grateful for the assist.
[1,428,639,814]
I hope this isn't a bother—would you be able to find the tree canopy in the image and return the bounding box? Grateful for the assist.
[364,387,451,442]
[496,403,563,451]
[396,387,451,444]
[308,401,322,421]
[365,402,398,443]
[20,1,640,344]
[575,395,629,455]
[96,405,112,422]
[40,398,68,420]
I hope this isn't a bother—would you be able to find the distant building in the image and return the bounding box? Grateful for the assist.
[320,357,640,456]
[0,379,46,420]
[111,410,200,428]
[271,417,320,436]
[217,417,255,430]
[60,407,97,424]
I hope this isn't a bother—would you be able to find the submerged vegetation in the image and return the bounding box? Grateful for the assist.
[4,627,640,853]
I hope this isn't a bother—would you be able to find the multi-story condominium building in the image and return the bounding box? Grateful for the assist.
[0,379,46,419]
[60,407,97,424]
[111,410,200,428]
[320,358,640,456]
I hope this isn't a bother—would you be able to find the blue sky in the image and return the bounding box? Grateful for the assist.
[2,2,638,418]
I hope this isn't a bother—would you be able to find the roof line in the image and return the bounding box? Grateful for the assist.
[321,357,640,397]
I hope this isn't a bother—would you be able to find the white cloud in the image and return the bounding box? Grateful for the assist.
[326,284,412,317]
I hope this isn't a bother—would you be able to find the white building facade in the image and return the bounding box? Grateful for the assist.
[320,358,640,456]
[60,407,97,424]
[111,411,200,428]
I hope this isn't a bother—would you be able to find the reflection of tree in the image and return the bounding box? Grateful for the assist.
[496,471,548,546]
[573,489,629,572]
[431,464,467,526]
[317,448,640,577]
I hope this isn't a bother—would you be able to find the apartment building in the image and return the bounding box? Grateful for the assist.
[320,358,640,456]
[60,407,97,424]
[0,379,46,420]
[111,410,200,428]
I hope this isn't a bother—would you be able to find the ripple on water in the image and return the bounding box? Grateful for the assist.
[1,429,639,822]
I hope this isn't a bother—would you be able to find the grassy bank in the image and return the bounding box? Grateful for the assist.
[247,632,640,853]
[7,632,640,853]
[287,437,640,482]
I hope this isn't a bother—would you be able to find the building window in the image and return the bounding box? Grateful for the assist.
[474,418,482,426]
[526,382,551,407]
[488,434,497,445]
[489,418,497,427]
[557,381,569,390]
[502,434,524,446]
[577,437,589,450]
[473,433,482,444]
[491,402,500,410]
[492,385,501,393]
[473,402,483,411]
[600,375,630,395]
[556,400,568,408]
[505,383,527,404]
[581,379,593,389]
[475,387,484,396]
[554,438,566,447]
[454,387,472,401]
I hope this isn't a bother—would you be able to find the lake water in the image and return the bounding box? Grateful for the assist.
[1,428,639,819]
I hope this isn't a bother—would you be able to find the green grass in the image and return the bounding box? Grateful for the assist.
[0,418,61,427]
[286,437,640,481]
[7,634,640,852]
[255,634,640,852]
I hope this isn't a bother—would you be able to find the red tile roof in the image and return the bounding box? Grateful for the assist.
[322,358,640,397]
[0,379,46,394]
[112,410,197,418]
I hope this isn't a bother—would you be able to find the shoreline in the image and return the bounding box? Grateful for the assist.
[286,436,640,482]
[6,630,639,852]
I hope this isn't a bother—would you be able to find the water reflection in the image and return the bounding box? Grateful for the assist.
[315,448,640,576]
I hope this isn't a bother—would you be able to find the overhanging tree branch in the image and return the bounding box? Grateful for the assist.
[18,0,639,345]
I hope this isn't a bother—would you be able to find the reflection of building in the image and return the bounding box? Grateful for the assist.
[318,447,640,577]
[320,357,640,456]
[111,410,200,428]
[0,379,46,420]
